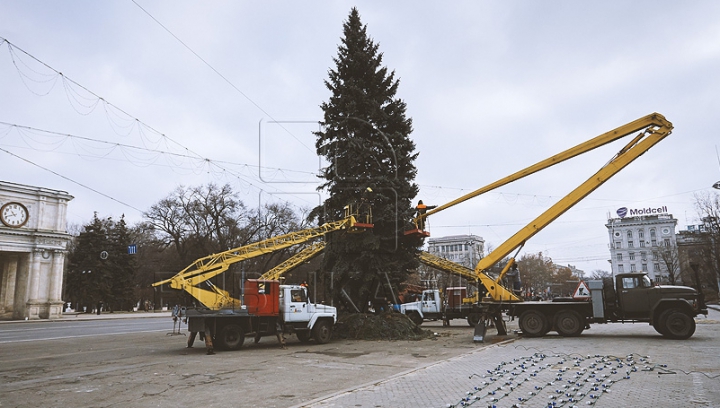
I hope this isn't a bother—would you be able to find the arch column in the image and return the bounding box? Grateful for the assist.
[25,250,43,319]
[1,255,19,314]
[47,250,66,318]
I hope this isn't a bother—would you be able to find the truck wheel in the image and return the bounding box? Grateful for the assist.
[519,310,549,337]
[218,324,245,351]
[554,310,584,337]
[467,313,481,327]
[408,312,423,326]
[653,313,668,336]
[312,320,333,344]
[660,309,696,340]
[296,331,312,343]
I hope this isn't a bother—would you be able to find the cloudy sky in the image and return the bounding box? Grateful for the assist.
[2,1,719,274]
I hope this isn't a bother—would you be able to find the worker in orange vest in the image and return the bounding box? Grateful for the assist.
[415,200,436,231]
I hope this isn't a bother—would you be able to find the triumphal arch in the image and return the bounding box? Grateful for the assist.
[0,181,73,319]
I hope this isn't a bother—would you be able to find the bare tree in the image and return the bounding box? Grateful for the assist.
[590,269,611,279]
[655,244,681,284]
[693,192,720,297]
[517,252,554,297]
[144,183,249,265]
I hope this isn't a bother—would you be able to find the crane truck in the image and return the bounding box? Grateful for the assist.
[410,113,707,340]
[398,251,486,326]
[153,205,372,351]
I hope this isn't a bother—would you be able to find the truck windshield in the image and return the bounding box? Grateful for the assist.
[291,289,307,303]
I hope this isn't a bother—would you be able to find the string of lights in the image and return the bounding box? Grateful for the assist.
[447,350,708,408]
[0,37,321,209]
[0,121,316,181]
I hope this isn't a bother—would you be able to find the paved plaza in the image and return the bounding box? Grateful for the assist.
[299,308,720,408]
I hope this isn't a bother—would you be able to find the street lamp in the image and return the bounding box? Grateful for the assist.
[713,181,720,190]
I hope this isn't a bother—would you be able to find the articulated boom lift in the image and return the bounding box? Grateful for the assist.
[153,205,372,310]
[414,113,673,304]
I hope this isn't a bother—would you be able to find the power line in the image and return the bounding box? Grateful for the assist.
[0,146,144,213]
[0,121,317,178]
[0,37,320,208]
[130,0,315,153]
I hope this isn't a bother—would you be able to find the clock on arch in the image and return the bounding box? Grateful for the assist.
[1,202,29,228]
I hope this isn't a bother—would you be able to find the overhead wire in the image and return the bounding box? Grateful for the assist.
[0,146,144,213]
[130,0,315,154]
[0,37,320,208]
[0,121,314,178]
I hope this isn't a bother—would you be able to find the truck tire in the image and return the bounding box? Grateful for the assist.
[408,312,423,326]
[312,320,333,344]
[554,309,584,337]
[652,313,668,336]
[217,324,245,351]
[659,309,696,340]
[519,310,549,337]
[296,330,312,343]
[467,313,481,327]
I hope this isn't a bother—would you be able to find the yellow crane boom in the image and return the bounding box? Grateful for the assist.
[153,208,370,309]
[476,113,672,282]
[419,251,520,301]
[414,113,672,301]
[260,241,326,281]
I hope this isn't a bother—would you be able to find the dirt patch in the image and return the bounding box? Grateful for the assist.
[333,312,435,340]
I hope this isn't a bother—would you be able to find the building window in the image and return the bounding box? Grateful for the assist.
[628,241,634,248]
[627,230,633,240]
[629,252,635,261]
[618,264,625,273]
[617,253,623,261]
[630,264,637,272]
[615,241,622,249]
[642,263,648,271]
[650,228,656,238]
[651,239,657,246]
[640,251,646,260]
[654,263,660,271]
[639,230,644,239]
[640,241,645,247]
[664,239,671,247]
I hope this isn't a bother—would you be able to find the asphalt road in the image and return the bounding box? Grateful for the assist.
[0,318,169,343]
[0,316,503,408]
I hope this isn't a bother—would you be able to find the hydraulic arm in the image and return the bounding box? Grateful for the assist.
[475,113,672,283]
[419,251,520,301]
[260,241,326,281]
[153,209,370,310]
[414,113,673,301]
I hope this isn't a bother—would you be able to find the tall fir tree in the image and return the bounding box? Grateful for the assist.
[65,213,136,312]
[315,8,421,310]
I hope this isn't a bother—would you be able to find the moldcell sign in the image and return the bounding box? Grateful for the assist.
[616,206,668,218]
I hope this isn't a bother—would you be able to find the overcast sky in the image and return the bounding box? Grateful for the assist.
[2,1,720,274]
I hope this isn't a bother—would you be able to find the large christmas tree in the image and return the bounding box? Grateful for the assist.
[314,8,421,311]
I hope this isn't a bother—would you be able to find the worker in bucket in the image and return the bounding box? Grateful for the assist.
[415,200,436,231]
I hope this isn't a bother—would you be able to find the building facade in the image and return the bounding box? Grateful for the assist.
[606,208,677,282]
[0,181,73,319]
[427,234,484,269]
